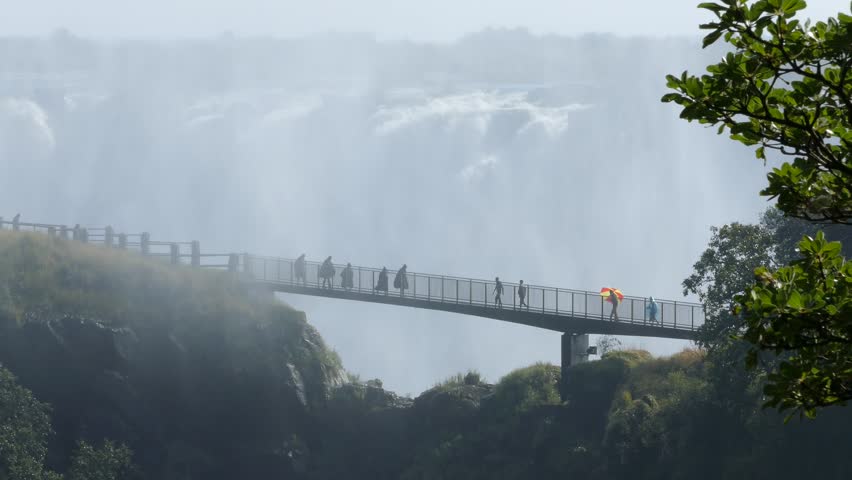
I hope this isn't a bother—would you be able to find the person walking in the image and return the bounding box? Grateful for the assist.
[609,289,620,321]
[646,296,659,324]
[294,254,307,286]
[394,264,409,297]
[320,256,335,289]
[341,263,354,290]
[375,267,389,294]
[493,277,504,308]
[517,280,527,309]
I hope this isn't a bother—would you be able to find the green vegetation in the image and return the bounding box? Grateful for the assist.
[2,224,852,478]
[0,365,134,480]
[0,231,345,478]
[663,0,852,417]
[0,231,342,375]
[0,365,54,480]
[489,363,561,415]
[401,349,852,479]
[65,441,135,480]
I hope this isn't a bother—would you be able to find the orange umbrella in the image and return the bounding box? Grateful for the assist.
[600,287,624,303]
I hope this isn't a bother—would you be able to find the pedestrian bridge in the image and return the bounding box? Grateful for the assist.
[0,215,703,342]
[242,256,703,341]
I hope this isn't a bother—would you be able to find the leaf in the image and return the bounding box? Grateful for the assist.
[786,290,803,309]
[697,2,727,13]
[703,30,724,48]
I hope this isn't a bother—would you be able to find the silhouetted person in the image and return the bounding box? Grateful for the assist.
[320,256,335,289]
[493,277,504,307]
[394,264,409,296]
[609,290,620,321]
[72,224,81,241]
[11,213,20,231]
[517,280,527,308]
[647,296,659,324]
[375,267,389,294]
[341,263,354,290]
[294,254,307,285]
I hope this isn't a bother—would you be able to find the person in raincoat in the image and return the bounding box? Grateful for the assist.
[374,267,389,294]
[294,254,307,285]
[319,256,335,289]
[646,296,659,324]
[341,263,354,290]
[608,289,620,321]
[393,264,409,296]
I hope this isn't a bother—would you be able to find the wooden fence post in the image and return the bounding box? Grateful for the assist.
[170,243,179,265]
[141,233,150,255]
[242,253,253,276]
[191,241,200,267]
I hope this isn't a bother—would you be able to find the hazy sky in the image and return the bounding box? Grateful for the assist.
[1,0,845,41]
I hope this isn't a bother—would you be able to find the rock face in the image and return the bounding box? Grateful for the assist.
[0,232,345,479]
[0,310,344,479]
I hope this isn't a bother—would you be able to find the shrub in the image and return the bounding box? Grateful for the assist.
[489,363,561,416]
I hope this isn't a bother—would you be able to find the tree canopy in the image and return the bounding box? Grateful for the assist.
[664,0,852,417]
[663,0,852,224]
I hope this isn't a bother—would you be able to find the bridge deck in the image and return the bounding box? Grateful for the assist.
[243,256,702,340]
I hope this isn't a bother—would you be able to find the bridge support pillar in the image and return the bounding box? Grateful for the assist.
[560,333,589,401]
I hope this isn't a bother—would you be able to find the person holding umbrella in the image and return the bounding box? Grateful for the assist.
[601,287,624,321]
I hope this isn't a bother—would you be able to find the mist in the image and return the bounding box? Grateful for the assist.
[1,30,773,394]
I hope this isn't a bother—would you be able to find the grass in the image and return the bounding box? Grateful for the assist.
[0,230,343,375]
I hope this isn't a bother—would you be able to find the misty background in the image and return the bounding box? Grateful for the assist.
[1,0,844,394]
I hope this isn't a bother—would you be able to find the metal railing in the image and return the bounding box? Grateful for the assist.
[0,215,705,333]
[241,255,706,332]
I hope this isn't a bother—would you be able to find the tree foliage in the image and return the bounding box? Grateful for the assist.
[66,441,135,480]
[666,0,852,417]
[663,0,852,224]
[0,364,136,479]
[735,232,851,417]
[0,365,55,480]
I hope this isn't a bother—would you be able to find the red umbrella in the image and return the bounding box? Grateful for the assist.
[600,287,624,303]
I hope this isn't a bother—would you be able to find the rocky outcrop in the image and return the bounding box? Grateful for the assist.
[0,308,344,479]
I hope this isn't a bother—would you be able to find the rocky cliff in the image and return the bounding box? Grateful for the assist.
[0,231,345,478]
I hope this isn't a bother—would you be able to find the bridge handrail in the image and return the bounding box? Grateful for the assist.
[246,255,703,309]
